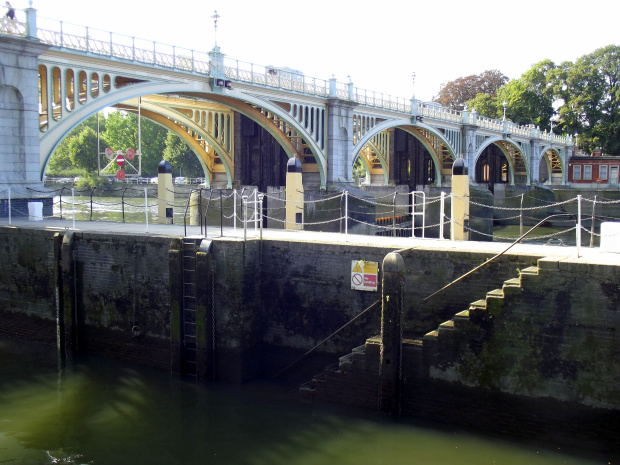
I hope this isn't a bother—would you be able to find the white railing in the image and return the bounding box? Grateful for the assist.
[0,5,26,36]
[5,13,572,141]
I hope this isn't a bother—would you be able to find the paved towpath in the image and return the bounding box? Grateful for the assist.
[1,217,618,267]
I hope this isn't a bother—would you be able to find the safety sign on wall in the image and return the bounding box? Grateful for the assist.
[351,260,379,291]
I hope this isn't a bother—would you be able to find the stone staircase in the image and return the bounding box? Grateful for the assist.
[300,265,541,408]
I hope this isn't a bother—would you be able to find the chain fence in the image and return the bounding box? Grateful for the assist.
[4,185,620,248]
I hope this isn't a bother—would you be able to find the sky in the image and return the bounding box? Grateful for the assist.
[20,0,620,103]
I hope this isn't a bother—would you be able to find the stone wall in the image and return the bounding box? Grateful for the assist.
[2,225,618,427]
[302,253,620,445]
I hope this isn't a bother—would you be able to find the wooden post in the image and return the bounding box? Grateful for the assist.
[380,252,404,414]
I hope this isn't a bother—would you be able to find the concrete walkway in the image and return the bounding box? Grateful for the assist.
[1,216,618,266]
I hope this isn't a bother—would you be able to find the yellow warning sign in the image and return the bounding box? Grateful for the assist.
[351,260,379,292]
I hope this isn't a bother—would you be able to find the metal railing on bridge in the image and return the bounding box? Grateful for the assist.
[1,8,574,146]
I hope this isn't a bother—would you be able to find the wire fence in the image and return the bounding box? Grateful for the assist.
[4,186,620,249]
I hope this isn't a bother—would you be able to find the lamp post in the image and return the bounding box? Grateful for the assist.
[502,100,508,120]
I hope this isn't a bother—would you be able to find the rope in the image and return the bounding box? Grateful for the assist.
[272,300,381,378]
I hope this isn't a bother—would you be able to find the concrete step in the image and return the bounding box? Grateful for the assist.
[504,277,521,287]
[487,288,504,298]
[520,266,539,275]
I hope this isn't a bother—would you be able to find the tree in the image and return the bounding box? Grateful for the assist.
[47,113,106,175]
[434,70,508,110]
[465,60,556,131]
[163,132,204,178]
[499,60,556,129]
[103,110,169,176]
[550,45,620,154]
[68,126,102,172]
[465,93,500,119]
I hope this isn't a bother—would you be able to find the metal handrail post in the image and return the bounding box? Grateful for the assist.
[392,192,397,237]
[411,191,426,238]
[8,187,11,225]
[259,194,264,241]
[520,194,524,236]
[89,187,96,221]
[122,187,127,222]
[590,195,597,247]
[242,195,248,241]
[71,187,75,229]
[144,187,149,232]
[198,188,203,235]
[59,187,65,219]
[233,189,237,232]
[576,195,581,257]
[345,191,349,235]
[450,192,454,241]
[440,192,445,240]
[254,189,258,232]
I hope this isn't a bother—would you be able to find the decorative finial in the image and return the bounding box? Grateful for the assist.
[211,10,220,46]
[411,72,416,87]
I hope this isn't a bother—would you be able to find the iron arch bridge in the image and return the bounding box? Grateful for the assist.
[2,10,576,191]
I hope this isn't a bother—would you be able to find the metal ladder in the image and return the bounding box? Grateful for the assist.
[181,238,199,378]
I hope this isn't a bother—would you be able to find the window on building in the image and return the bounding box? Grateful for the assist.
[573,165,581,180]
[599,165,608,180]
[583,165,592,180]
[611,166,619,184]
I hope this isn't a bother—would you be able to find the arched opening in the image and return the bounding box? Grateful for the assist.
[475,144,509,192]
[236,113,289,191]
[393,128,436,190]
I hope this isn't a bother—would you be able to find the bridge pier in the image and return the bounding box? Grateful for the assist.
[0,32,50,217]
[326,98,356,186]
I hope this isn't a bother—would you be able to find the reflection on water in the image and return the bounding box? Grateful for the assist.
[0,339,614,465]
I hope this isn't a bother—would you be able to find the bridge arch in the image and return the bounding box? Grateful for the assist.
[539,146,564,185]
[353,119,458,187]
[474,137,529,186]
[38,68,328,187]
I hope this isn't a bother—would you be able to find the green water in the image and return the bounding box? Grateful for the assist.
[0,339,613,465]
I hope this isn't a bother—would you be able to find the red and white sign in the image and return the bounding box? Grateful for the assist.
[104,147,114,159]
[351,260,379,291]
[116,154,125,166]
[116,169,125,181]
[126,148,135,160]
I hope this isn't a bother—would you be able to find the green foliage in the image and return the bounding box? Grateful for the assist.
[550,45,620,154]
[163,132,204,178]
[465,60,556,129]
[103,111,169,176]
[74,172,107,189]
[353,156,366,178]
[47,110,173,178]
[458,47,620,154]
[47,114,106,176]
[68,126,101,172]
[466,93,501,119]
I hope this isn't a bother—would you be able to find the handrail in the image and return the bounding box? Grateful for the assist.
[183,188,197,237]
[204,189,213,238]
[422,213,578,302]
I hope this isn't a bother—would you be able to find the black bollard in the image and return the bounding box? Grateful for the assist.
[380,252,404,414]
